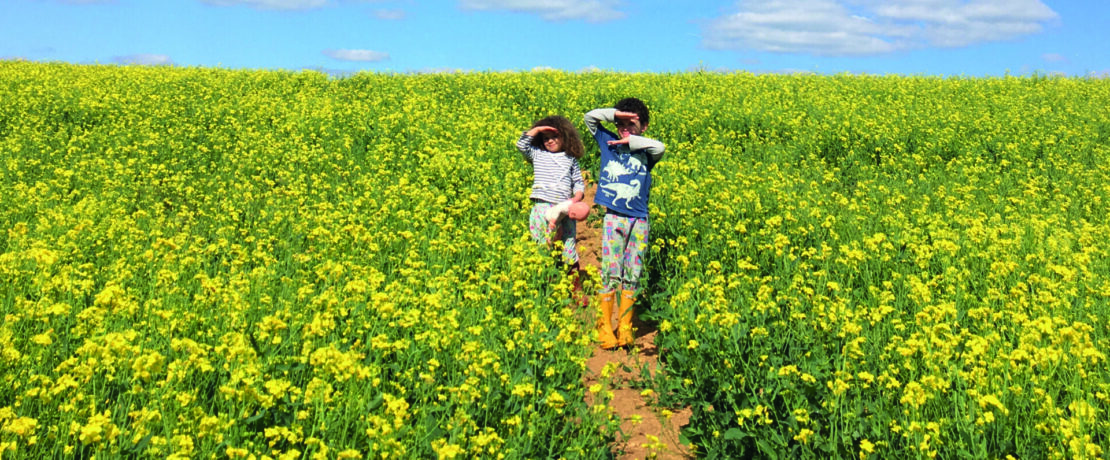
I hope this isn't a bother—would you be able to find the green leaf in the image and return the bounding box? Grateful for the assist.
[756,438,780,460]
[128,433,153,454]
[723,427,747,441]
[242,410,267,424]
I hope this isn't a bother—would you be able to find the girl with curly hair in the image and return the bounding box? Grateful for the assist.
[515,115,587,269]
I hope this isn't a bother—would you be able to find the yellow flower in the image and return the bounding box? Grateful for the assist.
[30,330,53,346]
[337,449,363,459]
[978,393,1010,416]
[511,383,535,397]
[900,381,928,409]
[792,428,814,444]
[859,438,875,459]
[172,434,194,456]
[2,416,37,437]
[77,411,120,446]
[545,391,566,409]
[435,442,464,459]
[225,447,250,458]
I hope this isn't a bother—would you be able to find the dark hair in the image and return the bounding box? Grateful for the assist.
[531,115,585,159]
[615,97,650,127]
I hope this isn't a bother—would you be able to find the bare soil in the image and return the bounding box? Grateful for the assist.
[573,179,693,459]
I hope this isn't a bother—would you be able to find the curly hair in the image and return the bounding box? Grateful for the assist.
[615,97,650,127]
[530,115,585,159]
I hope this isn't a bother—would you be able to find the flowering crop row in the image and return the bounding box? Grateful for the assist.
[642,73,1110,458]
[3,61,1109,458]
[0,62,620,459]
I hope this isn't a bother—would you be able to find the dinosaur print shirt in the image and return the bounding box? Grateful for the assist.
[584,108,666,219]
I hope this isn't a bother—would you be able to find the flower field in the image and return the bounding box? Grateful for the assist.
[643,73,1110,458]
[2,61,1109,458]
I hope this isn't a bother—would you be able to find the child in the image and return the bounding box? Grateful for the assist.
[515,115,586,270]
[584,98,665,349]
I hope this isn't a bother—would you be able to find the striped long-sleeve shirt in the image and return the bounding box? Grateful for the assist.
[516,133,585,204]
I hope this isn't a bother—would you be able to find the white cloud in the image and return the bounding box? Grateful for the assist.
[323,49,389,62]
[704,0,901,56]
[198,0,402,13]
[113,54,173,65]
[1041,53,1067,63]
[374,8,405,20]
[199,0,328,10]
[705,0,1058,56]
[460,0,624,22]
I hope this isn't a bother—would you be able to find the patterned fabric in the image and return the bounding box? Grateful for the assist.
[600,212,649,293]
[529,201,578,263]
[516,134,585,204]
[583,108,665,219]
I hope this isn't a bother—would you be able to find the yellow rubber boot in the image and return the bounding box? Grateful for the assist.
[617,290,636,347]
[597,291,619,349]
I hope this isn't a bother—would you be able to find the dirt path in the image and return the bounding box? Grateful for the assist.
[574,179,693,459]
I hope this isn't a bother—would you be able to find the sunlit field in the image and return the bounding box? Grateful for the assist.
[2,61,1108,458]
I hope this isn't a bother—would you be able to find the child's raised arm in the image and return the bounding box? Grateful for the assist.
[583,108,615,136]
[516,126,558,161]
[607,135,665,163]
[526,126,557,138]
[587,108,665,165]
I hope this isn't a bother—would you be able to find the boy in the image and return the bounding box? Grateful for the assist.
[584,98,665,349]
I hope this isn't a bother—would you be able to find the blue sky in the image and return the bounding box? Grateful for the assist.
[2,0,1106,76]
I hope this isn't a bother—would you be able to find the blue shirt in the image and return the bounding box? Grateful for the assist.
[593,128,653,217]
[584,108,666,219]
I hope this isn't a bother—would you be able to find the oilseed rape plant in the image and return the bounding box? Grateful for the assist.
[0,62,615,458]
[2,61,1110,458]
[644,74,1110,458]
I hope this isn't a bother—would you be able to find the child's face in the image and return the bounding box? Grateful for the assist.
[615,117,644,139]
[540,133,563,152]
